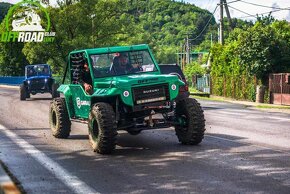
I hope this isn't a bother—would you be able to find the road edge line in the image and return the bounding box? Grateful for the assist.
[0,124,99,194]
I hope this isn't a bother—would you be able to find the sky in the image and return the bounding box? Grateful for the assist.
[1,0,290,22]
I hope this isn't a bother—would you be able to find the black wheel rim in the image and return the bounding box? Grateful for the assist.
[91,119,99,141]
[52,110,57,128]
[177,115,188,129]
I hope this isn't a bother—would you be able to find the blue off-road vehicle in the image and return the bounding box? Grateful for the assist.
[20,64,60,100]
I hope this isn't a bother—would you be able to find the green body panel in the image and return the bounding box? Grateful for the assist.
[57,85,74,118]
[58,84,91,118]
[59,44,184,119]
[92,74,183,107]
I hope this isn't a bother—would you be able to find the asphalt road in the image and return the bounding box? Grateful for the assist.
[0,87,290,194]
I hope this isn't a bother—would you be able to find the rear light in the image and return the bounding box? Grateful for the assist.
[180,78,189,92]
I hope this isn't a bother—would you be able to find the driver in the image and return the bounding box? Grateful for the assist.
[80,62,93,94]
[42,66,49,75]
[27,67,35,77]
[111,53,140,75]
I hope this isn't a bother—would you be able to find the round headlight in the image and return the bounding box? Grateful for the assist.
[27,80,30,84]
[44,78,48,82]
[123,91,130,97]
[171,84,177,91]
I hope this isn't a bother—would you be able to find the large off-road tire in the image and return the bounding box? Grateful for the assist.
[20,84,26,101]
[49,97,71,138]
[51,83,60,98]
[26,92,30,99]
[88,103,117,154]
[174,98,205,145]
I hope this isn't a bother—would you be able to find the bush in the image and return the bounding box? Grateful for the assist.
[184,62,206,85]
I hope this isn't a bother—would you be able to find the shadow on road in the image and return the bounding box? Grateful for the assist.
[2,127,290,193]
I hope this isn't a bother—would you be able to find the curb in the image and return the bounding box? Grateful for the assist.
[0,162,21,194]
[192,95,290,114]
[190,93,210,98]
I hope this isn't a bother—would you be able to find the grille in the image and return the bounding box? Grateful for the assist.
[30,79,46,89]
[132,84,170,105]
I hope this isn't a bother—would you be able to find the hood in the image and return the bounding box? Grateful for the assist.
[26,75,51,80]
[94,73,183,88]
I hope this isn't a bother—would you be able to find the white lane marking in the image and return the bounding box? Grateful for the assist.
[0,124,98,194]
[206,134,290,155]
[267,116,290,122]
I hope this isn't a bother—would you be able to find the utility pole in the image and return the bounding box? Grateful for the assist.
[186,34,190,64]
[224,0,234,30]
[219,0,224,45]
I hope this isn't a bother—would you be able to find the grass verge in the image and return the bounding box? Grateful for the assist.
[255,105,290,109]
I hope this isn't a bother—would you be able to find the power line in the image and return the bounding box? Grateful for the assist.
[191,5,219,41]
[239,0,290,10]
[228,4,288,19]
[236,9,286,19]
[227,5,256,18]
[205,0,214,10]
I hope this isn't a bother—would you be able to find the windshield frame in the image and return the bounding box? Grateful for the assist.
[25,64,51,78]
[89,49,159,79]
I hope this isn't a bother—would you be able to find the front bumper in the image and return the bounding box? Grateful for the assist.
[28,81,51,93]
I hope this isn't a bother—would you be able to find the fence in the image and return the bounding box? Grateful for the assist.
[0,76,62,86]
[196,74,210,93]
[0,76,25,85]
[269,73,290,105]
[211,74,257,101]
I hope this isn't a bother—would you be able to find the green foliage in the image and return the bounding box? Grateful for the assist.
[0,2,11,24]
[126,0,215,63]
[237,19,290,84]
[184,62,206,86]
[210,41,257,101]
[0,42,29,76]
[184,62,205,76]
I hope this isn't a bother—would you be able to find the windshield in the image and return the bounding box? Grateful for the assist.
[26,65,51,77]
[89,50,157,78]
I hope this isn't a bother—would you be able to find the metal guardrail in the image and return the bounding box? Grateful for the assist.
[0,76,62,86]
[0,76,25,85]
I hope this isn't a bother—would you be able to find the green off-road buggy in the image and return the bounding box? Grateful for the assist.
[49,44,205,154]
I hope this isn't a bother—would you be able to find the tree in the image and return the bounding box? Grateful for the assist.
[238,18,290,84]
[0,2,12,24]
